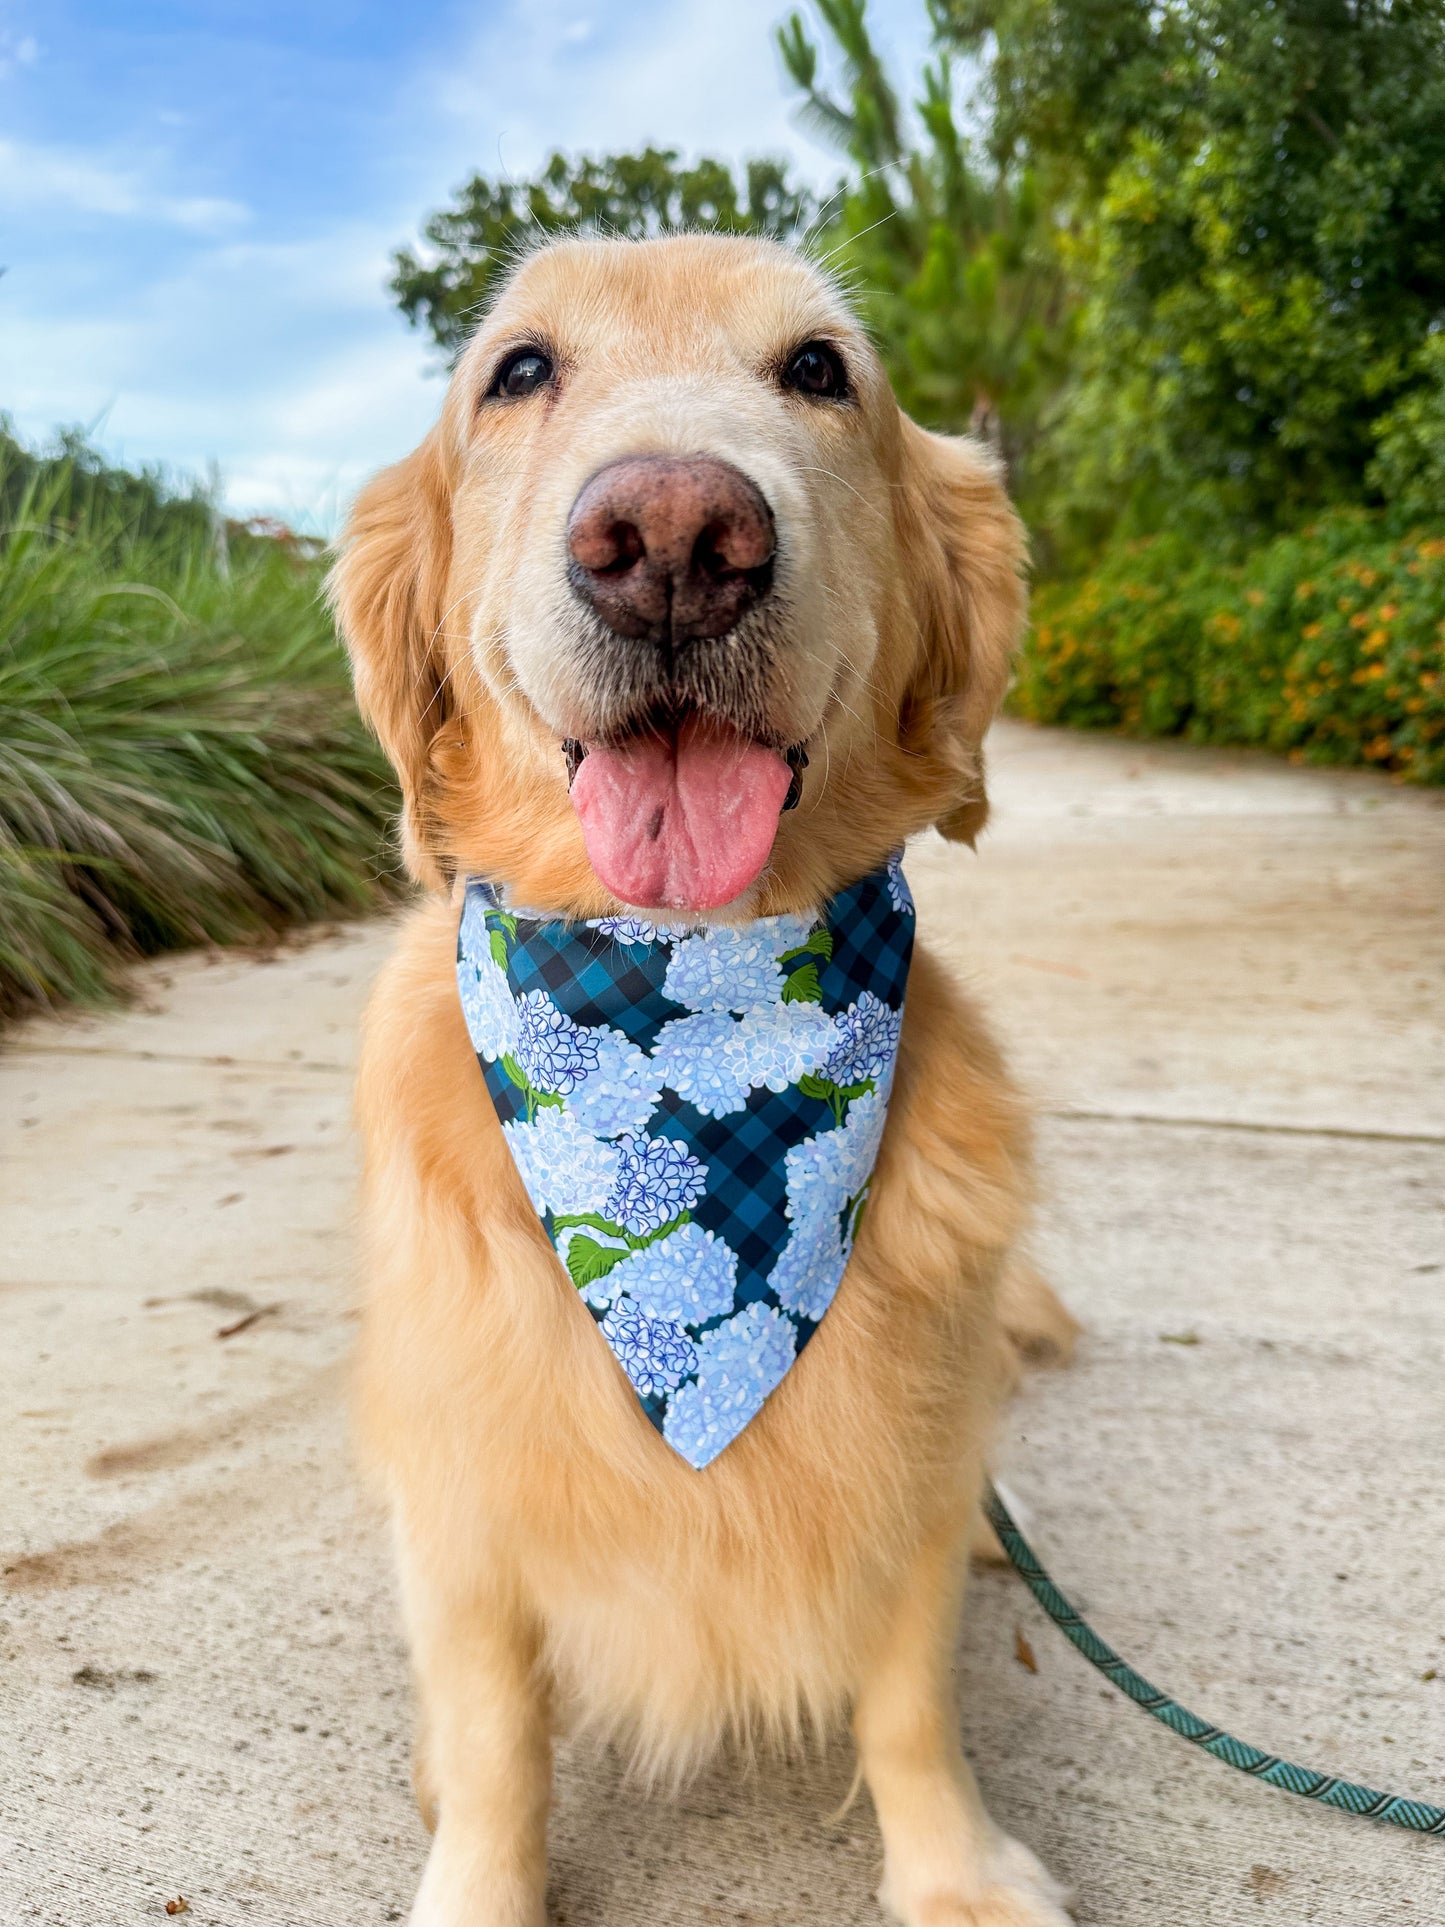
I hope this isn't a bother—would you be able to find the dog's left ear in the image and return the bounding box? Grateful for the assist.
[893,418,1027,845]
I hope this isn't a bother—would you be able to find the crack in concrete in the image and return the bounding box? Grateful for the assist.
[1045,1108,1445,1148]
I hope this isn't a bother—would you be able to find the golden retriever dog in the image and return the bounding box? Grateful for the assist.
[330,232,1079,1927]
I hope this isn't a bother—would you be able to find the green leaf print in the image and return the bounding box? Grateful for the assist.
[780,927,833,965]
[564,1234,630,1292]
[781,962,822,1004]
[552,1208,692,1253]
[498,1052,561,1121]
[797,1070,877,1126]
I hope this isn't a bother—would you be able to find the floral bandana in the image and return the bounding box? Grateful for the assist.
[456,854,914,1469]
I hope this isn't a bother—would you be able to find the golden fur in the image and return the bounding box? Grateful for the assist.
[331,234,1077,1927]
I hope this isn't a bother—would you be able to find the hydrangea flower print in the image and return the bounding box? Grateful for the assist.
[513,991,599,1094]
[601,1222,737,1324]
[885,851,914,918]
[768,1202,847,1322]
[600,1302,697,1399]
[456,856,911,1468]
[587,913,682,945]
[732,1004,835,1092]
[662,1302,798,1467]
[605,1133,708,1235]
[458,889,496,966]
[769,1090,889,1319]
[780,1122,841,1214]
[822,992,902,1090]
[663,926,787,1014]
[502,1107,620,1219]
[832,1087,889,1196]
[648,1011,753,1117]
[650,1005,835,1118]
[764,912,820,956]
[792,1086,888,1202]
[567,1028,663,1139]
[456,949,518,1063]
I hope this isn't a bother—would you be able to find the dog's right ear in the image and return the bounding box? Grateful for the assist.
[891,419,1027,847]
[328,432,455,889]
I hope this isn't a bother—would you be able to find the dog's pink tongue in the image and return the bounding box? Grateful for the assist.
[571,717,791,911]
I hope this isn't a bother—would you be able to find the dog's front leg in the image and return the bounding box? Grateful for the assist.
[400,1529,551,1927]
[854,1514,1073,1927]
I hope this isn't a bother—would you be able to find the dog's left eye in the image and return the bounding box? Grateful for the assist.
[781,340,849,401]
[490,349,554,400]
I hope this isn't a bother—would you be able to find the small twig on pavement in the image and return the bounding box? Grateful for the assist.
[215,1303,282,1340]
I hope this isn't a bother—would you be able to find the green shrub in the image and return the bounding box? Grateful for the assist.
[0,439,401,1022]
[1369,333,1445,528]
[391,148,817,361]
[1014,514,1445,782]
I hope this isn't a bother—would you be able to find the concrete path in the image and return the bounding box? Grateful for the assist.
[3,721,1442,1927]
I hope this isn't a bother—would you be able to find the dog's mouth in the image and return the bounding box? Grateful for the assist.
[563,710,807,912]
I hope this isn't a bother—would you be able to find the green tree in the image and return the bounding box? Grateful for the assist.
[391,148,821,360]
[936,0,1192,184]
[1369,333,1445,526]
[779,0,1075,507]
[386,9,1075,526]
[936,0,1445,539]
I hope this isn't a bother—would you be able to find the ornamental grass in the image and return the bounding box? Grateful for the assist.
[0,439,399,1022]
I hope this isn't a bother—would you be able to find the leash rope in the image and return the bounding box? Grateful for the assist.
[983,1483,1445,1836]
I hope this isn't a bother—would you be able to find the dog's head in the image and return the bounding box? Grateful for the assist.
[330,233,1025,916]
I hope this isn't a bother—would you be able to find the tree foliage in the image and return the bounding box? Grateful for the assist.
[778,0,1075,508]
[387,7,1074,518]
[386,0,1445,557]
[937,0,1445,540]
[391,149,820,359]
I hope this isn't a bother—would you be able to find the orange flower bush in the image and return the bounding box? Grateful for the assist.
[1013,513,1445,782]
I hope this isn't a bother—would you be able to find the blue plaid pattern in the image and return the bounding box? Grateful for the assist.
[456,854,914,1467]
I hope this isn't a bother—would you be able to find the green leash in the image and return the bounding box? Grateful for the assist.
[984,1483,1445,1836]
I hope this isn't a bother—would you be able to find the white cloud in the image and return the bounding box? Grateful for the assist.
[3,0,935,525]
[400,0,933,203]
[0,134,249,231]
[412,0,841,188]
[0,219,440,526]
[0,28,39,78]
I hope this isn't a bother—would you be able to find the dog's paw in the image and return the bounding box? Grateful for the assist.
[408,1831,547,1927]
[896,1897,1073,1927]
[883,1834,1075,1927]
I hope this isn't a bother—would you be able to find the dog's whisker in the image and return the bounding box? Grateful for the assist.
[795,164,901,255]
[425,584,486,661]
[813,207,901,270]
[793,463,890,524]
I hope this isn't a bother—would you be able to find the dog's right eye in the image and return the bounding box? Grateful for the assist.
[489,349,554,400]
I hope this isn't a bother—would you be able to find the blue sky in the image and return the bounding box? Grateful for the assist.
[0,0,932,527]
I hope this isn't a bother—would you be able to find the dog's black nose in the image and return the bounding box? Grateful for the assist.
[566,454,775,644]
